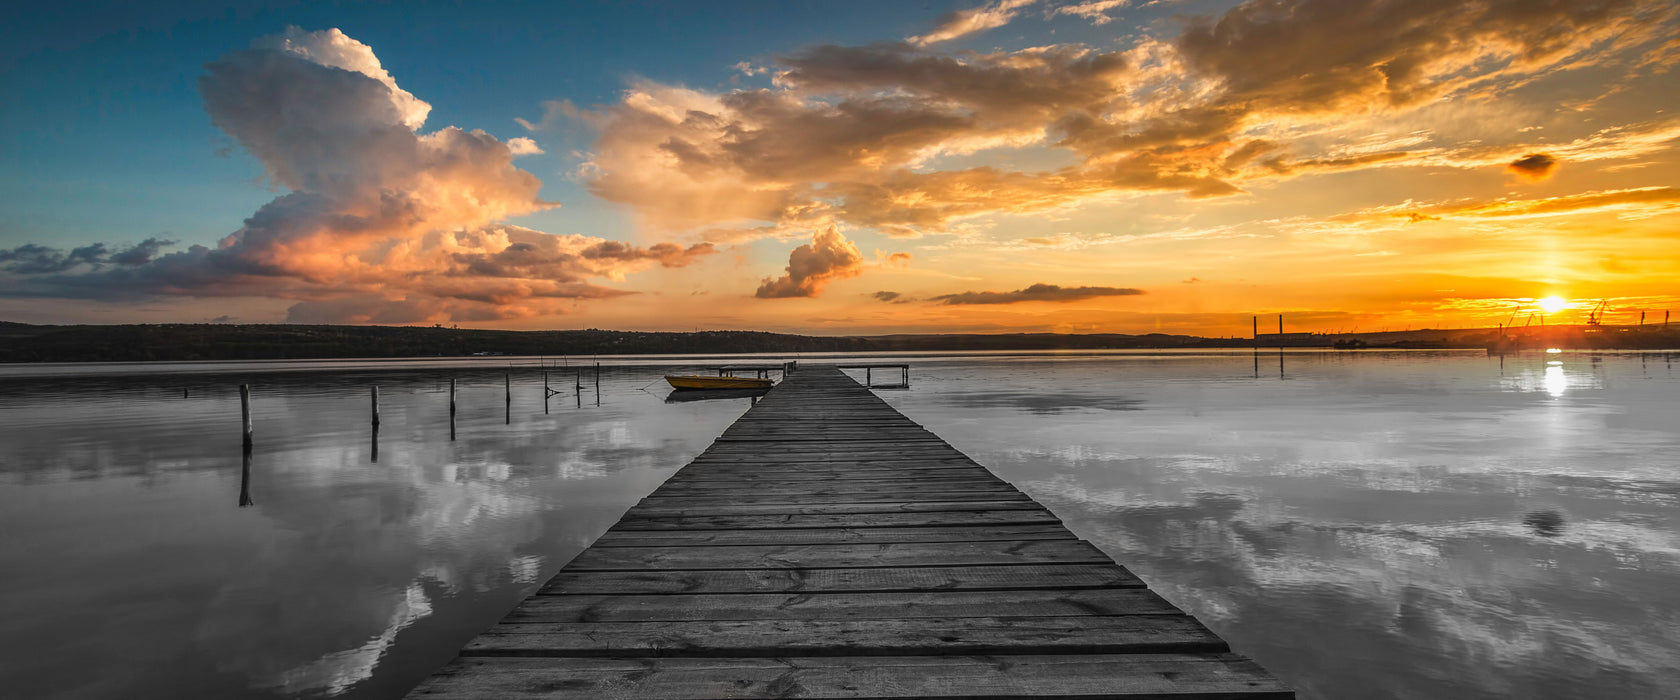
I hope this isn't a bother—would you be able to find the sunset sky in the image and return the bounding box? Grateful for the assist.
[3,0,1678,336]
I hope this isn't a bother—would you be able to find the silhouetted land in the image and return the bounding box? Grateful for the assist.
[0,321,1676,363]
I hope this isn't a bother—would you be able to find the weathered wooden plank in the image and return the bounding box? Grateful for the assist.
[674,462,983,474]
[609,509,1066,531]
[538,563,1147,595]
[592,524,1077,547]
[640,491,1030,506]
[665,473,1002,485]
[647,480,1016,495]
[563,540,1111,571]
[461,615,1227,657]
[410,653,1292,699]
[621,500,1043,518]
[508,588,1184,622]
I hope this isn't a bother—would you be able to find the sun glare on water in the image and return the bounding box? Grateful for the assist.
[1538,296,1567,313]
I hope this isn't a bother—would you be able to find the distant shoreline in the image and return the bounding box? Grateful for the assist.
[2,321,1676,363]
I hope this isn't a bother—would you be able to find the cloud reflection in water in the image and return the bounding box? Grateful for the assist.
[875,352,1680,700]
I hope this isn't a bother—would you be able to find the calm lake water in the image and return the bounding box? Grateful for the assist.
[2,350,1678,699]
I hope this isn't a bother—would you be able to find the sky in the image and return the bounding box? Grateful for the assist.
[2,0,1678,337]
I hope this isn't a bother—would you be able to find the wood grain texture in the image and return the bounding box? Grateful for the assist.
[405,366,1292,698]
[461,615,1228,657]
[506,588,1184,622]
[411,654,1293,699]
[536,564,1148,595]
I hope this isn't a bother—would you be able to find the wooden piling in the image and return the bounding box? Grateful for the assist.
[371,386,381,429]
[595,363,601,406]
[449,378,457,441]
[238,444,254,507]
[410,366,1290,699]
[239,384,253,449]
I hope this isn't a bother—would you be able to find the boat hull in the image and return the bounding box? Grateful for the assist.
[665,375,773,390]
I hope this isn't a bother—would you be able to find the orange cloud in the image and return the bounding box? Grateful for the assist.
[0,28,710,324]
[755,228,865,298]
[908,0,1038,46]
[571,1,1673,243]
[1392,187,1680,221]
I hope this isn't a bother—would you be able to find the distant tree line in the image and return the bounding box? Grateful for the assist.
[0,321,1672,363]
[0,323,1234,363]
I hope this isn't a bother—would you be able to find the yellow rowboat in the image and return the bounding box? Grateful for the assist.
[665,375,773,390]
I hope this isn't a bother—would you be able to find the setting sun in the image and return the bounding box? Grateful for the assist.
[1538,296,1568,314]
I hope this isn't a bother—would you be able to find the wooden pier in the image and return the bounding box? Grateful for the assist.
[408,366,1290,698]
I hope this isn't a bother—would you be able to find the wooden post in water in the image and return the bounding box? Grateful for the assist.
[575,369,582,408]
[866,367,872,386]
[543,370,550,414]
[371,385,381,463]
[449,378,457,441]
[238,443,255,507]
[239,385,253,450]
[505,373,511,425]
[594,362,601,406]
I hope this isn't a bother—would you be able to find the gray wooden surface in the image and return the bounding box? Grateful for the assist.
[407,366,1292,698]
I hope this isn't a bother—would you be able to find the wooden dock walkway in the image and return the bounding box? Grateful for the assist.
[408,366,1291,698]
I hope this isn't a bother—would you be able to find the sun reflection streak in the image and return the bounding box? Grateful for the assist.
[1544,364,1568,398]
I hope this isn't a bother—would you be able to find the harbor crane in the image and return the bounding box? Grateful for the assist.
[1587,300,1609,325]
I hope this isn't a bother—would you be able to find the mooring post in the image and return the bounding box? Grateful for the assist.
[238,444,255,507]
[449,378,457,441]
[595,363,601,406]
[505,373,512,425]
[239,384,253,449]
[371,386,381,429]
[866,367,872,386]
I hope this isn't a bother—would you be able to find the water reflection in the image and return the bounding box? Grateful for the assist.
[872,351,1680,700]
[0,366,750,699]
[1523,509,1566,537]
[1545,364,1567,397]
